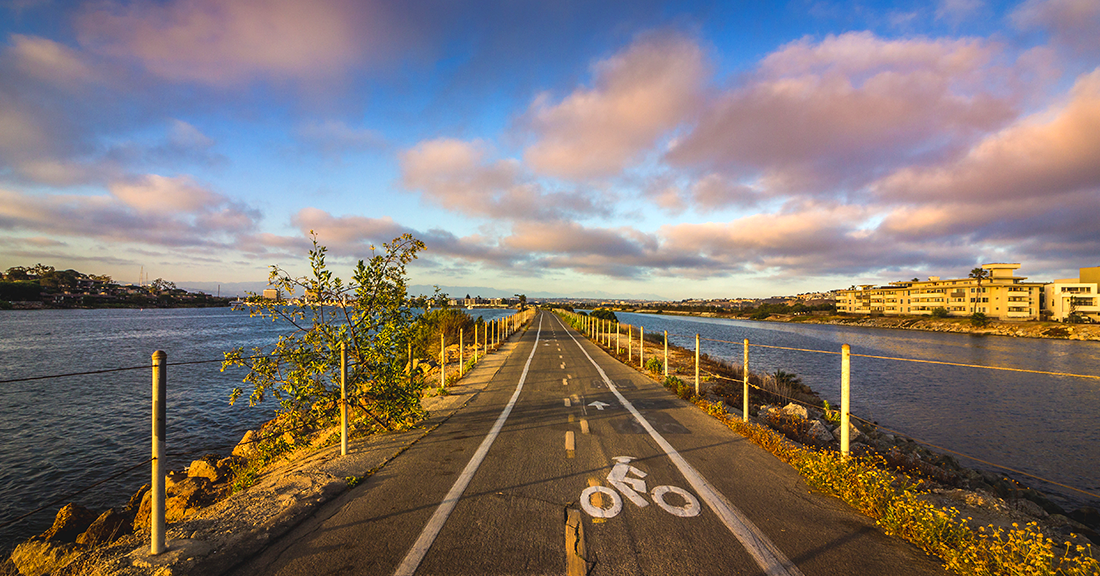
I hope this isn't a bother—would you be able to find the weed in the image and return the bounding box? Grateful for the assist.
[346,476,363,488]
[645,357,662,375]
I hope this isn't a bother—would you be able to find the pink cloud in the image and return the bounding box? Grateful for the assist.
[522,32,707,180]
[400,137,604,221]
[873,67,1100,204]
[667,31,1020,193]
[75,0,409,86]
[1012,0,1100,56]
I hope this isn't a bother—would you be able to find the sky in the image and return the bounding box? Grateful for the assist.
[1,0,1099,300]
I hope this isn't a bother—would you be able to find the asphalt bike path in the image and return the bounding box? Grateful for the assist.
[229,311,947,575]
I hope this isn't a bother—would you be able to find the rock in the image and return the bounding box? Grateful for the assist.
[10,539,81,576]
[780,403,808,420]
[1011,498,1048,518]
[133,491,152,531]
[830,422,867,444]
[40,503,98,544]
[806,420,834,445]
[232,430,258,458]
[165,469,188,492]
[217,456,243,479]
[127,484,150,512]
[188,459,221,482]
[165,477,215,522]
[1070,507,1100,529]
[76,508,131,546]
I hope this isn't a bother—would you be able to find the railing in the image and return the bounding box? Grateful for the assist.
[0,307,536,556]
[555,309,1100,502]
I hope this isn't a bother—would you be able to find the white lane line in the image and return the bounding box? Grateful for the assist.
[551,314,804,576]
[580,419,590,434]
[394,315,544,576]
[564,398,571,407]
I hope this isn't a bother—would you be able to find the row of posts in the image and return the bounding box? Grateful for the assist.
[148,309,533,555]
[564,310,853,456]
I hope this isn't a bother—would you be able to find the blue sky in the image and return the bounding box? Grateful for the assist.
[1,0,1098,299]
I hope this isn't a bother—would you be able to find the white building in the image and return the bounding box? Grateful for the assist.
[1045,266,1100,323]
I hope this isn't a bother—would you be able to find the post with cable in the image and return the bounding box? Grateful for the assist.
[150,350,166,555]
[341,342,348,456]
[841,344,851,457]
[742,340,749,423]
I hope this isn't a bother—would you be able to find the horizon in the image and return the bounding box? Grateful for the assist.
[2,0,1099,300]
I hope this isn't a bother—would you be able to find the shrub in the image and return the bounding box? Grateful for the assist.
[645,357,662,375]
[970,312,989,327]
[931,307,949,318]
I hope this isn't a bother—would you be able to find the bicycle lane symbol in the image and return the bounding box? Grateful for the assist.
[580,456,701,519]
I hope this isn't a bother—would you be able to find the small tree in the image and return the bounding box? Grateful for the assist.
[931,307,949,318]
[223,232,426,432]
[969,267,989,313]
[970,312,989,327]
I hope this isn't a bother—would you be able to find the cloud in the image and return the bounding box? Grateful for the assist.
[936,0,986,24]
[9,34,96,87]
[1012,0,1100,57]
[873,67,1100,205]
[521,32,707,180]
[0,175,259,248]
[75,0,412,87]
[667,31,1020,194]
[296,120,385,158]
[400,137,605,221]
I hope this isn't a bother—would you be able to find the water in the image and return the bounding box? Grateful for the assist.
[614,312,1100,510]
[0,306,516,552]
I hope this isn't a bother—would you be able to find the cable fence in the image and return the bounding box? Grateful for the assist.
[0,307,536,556]
[557,310,1100,503]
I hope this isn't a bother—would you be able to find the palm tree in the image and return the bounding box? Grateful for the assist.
[969,267,989,314]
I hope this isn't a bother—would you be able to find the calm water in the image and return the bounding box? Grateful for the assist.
[616,312,1100,510]
[0,306,516,551]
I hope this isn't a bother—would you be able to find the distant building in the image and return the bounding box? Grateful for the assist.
[262,288,281,301]
[1045,266,1100,323]
[836,263,1045,321]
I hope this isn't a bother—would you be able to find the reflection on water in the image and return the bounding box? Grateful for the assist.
[616,312,1100,509]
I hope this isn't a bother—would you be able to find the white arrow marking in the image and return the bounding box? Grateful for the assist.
[588,400,610,410]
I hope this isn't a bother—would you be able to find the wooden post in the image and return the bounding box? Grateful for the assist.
[440,333,445,388]
[628,326,632,362]
[341,342,348,456]
[695,334,700,396]
[841,344,851,457]
[460,329,464,375]
[616,323,620,354]
[150,350,166,555]
[640,326,644,368]
[743,339,750,422]
[663,330,668,379]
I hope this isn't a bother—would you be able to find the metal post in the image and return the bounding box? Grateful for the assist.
[440,333,445,388]
[628,326,632,362]
[743,339,750,422]
[460,329,464,375]
[841,344,851,457]
[341,342,348,456]
[474,324,478,363]
[663,330,668,379]
[151,350,166,555]
[640,326,644,368]
[616,323,620,354]
[695,334,700,396]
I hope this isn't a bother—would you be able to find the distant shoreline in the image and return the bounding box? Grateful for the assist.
[2,300,235,311]
[621,309,1100,341]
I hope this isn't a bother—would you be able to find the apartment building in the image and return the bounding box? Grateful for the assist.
[1045,266,1100,322]
[836,263,1045,321]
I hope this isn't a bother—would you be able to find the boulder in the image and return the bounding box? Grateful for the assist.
[165,469,188,492]
[165,476,215,522]
[10,540,81,576]
[1071,507,1100,529]
[126,484,150,512]
[232,430,258,458]
[40,503,97,544]
[188,458,221,482]
[806,420,834,445]
[1011,498,1048,518]
[76,508,131,546]
[831,422,867,444]
[132,491,151,531]
[780,403,808,420]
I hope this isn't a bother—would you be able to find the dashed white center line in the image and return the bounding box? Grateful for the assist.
[564,398,571,407]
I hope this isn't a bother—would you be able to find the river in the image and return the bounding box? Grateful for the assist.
[0,306,516,552]
[613,312,1100,512]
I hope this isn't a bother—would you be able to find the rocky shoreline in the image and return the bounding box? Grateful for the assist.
[646,309,1100,341]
